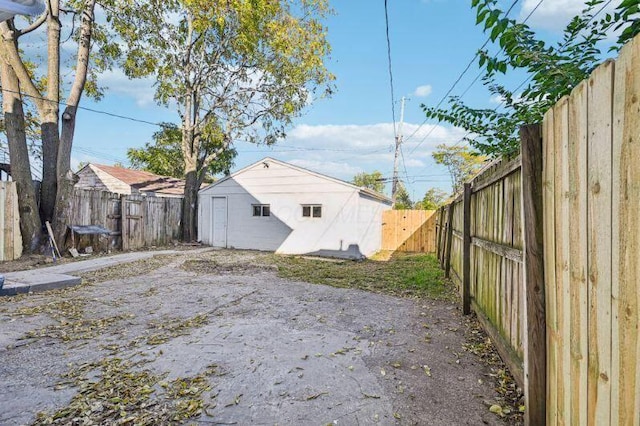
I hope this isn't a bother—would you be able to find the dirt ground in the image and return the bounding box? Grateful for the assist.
[0,249,517,425]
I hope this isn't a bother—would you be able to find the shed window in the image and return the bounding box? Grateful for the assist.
[253,204,270,217]
[302,204,322,218]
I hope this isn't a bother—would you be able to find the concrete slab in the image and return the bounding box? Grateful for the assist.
[0,272,81,296]
[0,248,214,297]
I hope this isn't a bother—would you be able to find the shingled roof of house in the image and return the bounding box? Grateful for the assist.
[90,164,186,196]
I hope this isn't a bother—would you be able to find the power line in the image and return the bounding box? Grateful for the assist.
[457,0,545,101]
[383,0,397,138]
[417,0,612,169]
[0,84,167,128]
[404,0,522,147]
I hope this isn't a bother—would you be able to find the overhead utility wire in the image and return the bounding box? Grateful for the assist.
[0,84,166,128]
[384,0,398,138]
[405,0,524,155]
[403,0,522,148]
[443,0,612,152]
[457,0,546,100]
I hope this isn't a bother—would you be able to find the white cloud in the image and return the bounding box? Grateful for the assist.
[414,84,433,98]
[519,0,616,33]
[286,122,466,159]
[99,69,156,107]
[489,94,505,104]
[261,121,466,184]
[288,159,362,177]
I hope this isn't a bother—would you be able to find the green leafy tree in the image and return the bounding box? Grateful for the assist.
[128,123,236,182]
[352,171,385,193]
[432,144,486,192]
[423,0,640,157]
[393,183,413,210]
[419,188,448,210]
[113,0,333,241]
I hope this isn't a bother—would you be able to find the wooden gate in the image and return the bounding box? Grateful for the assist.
[381,210,436,253]
[121,195,144,251]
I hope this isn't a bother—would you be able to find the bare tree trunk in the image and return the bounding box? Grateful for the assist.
[40,0,61,224]
[53,0,95,244]
[40,115,59,223]
[53,105,78,245]
[0,62,42,252]
[181,168,198,242]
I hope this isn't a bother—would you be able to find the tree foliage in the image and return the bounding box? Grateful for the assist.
[352,171,385,193]
[393,183,413,210]
[127,124,236,182]
[418,187,448,210]
[432,144,486,192]
[111,0,334,240]
[423,0,640,157]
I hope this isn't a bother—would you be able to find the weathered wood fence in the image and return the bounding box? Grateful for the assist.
[435,35,640,425]
[70,189,182,251]
[436,157,526,384]
[381,210,436,253]
[0,181,22,261]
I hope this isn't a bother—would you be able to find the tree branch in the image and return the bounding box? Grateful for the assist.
[16,12,48,37]
[0,22,45,113]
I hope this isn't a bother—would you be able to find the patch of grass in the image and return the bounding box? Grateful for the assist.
[275,253,453,300]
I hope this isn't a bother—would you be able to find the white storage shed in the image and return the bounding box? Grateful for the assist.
[198,158,392,259]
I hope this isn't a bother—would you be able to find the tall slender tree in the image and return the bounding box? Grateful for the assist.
[113,0,334,241]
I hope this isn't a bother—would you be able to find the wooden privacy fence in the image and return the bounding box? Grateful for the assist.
[543,37,640,425]
[381,210,436,253]
[0,181,22,261]
[436,35,640,425]
[436,157,526,385]
[70,189,182,251]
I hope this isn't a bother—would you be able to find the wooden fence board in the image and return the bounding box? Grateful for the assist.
[568,79,589,426]
[612,37,640,426]
[586,60,614,426]
[543,106,558,425]
[0,182,22,262]
[553,95,571,424]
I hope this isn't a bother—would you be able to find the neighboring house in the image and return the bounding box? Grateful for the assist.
[75,163,186,197]
[198,157,392,259]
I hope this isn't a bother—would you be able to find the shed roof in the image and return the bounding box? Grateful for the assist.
[200,157,393,205]
[86,164,186,196]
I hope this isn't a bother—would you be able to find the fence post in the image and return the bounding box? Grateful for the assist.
[121,194,128,251]
[462,183,471,315]
[435,208,441,260]
[443,202,454,278]
[520,124,546,426]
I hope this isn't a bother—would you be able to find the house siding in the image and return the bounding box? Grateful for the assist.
[198,160,391,257]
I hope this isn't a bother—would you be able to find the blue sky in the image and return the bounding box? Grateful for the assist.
[53,0,615,201]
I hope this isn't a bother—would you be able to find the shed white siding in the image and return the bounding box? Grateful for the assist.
[198,159,390,258]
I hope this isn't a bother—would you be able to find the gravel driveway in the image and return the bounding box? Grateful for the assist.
[0,249,506,425]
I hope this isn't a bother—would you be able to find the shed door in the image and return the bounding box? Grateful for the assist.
[211,197,227,247]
